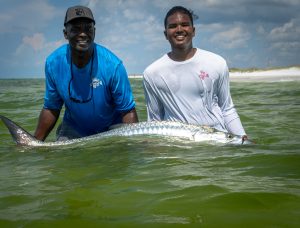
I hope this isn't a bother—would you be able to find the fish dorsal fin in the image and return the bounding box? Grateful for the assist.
[0,115,40,146]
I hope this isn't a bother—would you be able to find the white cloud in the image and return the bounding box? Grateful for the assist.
[270,41,300,58]
[268,18,300,41]
[123,9,145,20]
[97,11,163,49]
[267,18,300,58]
[199,22,225,32]
[211,25,251,49]
[256,25,266,35]
[151,0,224,9]
[85,0,98,9]
[0,1,58,33]
[271,41,300,50]
[22,33,45,51]
[15,33,64,66]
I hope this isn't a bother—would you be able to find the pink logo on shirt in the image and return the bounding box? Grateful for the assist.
[199,70,209,80]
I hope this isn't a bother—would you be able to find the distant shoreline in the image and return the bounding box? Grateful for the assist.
[1,67,300,81]
[229,67,300,82]
[129,67,300,82]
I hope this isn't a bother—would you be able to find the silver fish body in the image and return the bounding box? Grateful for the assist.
[0,115,251,147]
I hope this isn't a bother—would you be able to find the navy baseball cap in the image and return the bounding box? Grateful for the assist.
[64,5,95,25]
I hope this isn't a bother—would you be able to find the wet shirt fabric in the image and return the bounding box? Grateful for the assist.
[143,48,246,136]
[44,43,135,136]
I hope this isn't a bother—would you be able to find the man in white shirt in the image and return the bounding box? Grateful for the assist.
[143,6,247,140]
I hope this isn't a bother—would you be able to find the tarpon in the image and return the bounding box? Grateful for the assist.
[0,115,251,147]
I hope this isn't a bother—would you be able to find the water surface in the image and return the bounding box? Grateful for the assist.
[0,79,299,227]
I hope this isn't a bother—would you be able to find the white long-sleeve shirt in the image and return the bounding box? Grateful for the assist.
[143,48,246,136]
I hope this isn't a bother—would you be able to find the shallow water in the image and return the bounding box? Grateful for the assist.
[0,79,300,227]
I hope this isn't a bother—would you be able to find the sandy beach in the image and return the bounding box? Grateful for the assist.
[229,67,300,82]
[129,67,300,82]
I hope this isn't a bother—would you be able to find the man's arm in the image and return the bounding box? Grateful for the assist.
[122,108,139,123]
[142,76,165,121]
[34,108,60,141]
[217,62,246,136]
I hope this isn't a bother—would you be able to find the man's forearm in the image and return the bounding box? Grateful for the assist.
[34,108,60,141]
[122,108,139,123]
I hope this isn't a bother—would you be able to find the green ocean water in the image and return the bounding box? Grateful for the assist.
[0,78,300,227]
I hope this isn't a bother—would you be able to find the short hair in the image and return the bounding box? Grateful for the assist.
[164,6,194,29]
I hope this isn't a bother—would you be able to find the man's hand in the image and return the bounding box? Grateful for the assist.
[242,135,248,144]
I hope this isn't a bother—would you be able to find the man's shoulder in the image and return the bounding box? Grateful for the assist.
[196,48,228,76]
[144,54,168,76]
[197,48,226,66]
[46,44,68,63]
[95,43,121,64]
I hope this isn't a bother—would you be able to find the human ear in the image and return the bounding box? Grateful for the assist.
[164,30,167,39]
[63,28,68,40]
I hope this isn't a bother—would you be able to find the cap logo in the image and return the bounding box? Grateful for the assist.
[75,8,85,16]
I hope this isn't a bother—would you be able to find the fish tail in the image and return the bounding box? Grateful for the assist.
[0,115,40,146]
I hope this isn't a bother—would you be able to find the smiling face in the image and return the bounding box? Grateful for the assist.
[164,12,195,51]
[64,18,95,53]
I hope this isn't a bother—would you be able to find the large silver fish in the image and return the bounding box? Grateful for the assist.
[0,115,251,147]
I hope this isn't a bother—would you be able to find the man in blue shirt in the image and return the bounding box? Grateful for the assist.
[34,5,138,141]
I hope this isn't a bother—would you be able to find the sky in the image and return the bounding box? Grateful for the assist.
[0,0,299,78]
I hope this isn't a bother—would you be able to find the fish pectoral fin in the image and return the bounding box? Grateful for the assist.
[0,115,40,146]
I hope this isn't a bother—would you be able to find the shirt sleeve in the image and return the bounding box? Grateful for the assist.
[217,63,246,136]
[43,60,64,110]
[142,72,165,121]
[110,62,135,112]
